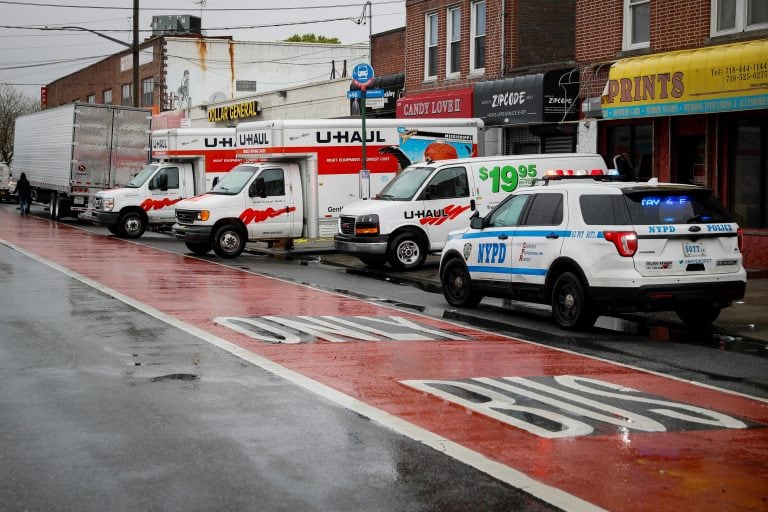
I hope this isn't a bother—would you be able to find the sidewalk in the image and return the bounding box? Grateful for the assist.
[246,237,768,347]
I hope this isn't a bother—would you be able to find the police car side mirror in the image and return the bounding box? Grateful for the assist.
[470,213,484,230]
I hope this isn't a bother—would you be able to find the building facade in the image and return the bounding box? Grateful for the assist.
[577,0,768,270]
[401,0,578,155]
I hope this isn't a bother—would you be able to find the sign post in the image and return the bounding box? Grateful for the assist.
[352,62,374,199]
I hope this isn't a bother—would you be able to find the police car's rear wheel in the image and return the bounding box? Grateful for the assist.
[388,232,426,271]
[552,272,596,330]
[676,305,721,329]
[441,258,482,308]
[213,224,245,258]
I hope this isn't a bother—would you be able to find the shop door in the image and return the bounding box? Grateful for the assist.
[673,135,706,186]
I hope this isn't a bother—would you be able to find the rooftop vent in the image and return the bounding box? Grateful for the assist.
[151,15,202,36]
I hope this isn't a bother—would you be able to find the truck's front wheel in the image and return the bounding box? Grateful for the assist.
[119,211,146,239]
[388,232,426,271]
[185,241,212,255]
[213,224,245,258]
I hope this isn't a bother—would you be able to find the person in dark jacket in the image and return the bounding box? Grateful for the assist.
[13,172,31,215]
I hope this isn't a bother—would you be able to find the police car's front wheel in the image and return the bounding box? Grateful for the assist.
[441,258,482,308]
[551,272,596,331]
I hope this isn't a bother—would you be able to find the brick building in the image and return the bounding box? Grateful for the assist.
[576,0,768,270]
[400,0,578,155]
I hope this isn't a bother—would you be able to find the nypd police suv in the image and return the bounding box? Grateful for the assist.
[439,170,747,330]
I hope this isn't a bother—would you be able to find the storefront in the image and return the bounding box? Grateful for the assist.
[473,68,580,155]
[601,39,768,270]
[396,87,473,119]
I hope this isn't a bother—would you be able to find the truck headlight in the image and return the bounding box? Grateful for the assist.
[102,198,114,211]
[355,214,379,235]
[196,210,210,221]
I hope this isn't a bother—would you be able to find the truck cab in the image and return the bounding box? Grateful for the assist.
[173,162,303,258]
[91,161,197,238]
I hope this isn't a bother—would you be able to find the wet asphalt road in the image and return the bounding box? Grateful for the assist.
[2,204,767,511]
[0,239,555,512]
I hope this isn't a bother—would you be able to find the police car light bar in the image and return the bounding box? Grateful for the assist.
[543,169,620,180]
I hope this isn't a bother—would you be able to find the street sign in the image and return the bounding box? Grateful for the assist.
[366,98,385,109]
[352,63,374,87]
[347,88,385,99]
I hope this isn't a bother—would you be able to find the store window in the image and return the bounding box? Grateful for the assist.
[729,118,768,228]
[712,0,768,35]
[425,12,438,80]
[446,6,461,77]
[470,1,485,72]
[141,78,154,108]
[604,123,653,179]
[121,84,132,106]
[623,0,650,50]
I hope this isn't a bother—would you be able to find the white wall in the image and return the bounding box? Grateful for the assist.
[164,38,368,111]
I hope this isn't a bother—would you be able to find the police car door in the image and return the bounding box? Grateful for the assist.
[419,166,474,250]
[147,166,181,224]
[466,193,532,284]
[509,191,567,286]
[246,167,294,239]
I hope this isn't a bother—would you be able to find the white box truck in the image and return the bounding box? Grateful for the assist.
[334,153,609,270]
[11,103,151,220]
[88,127,238,238]
[0,162,15,203]
[173,118,486,258]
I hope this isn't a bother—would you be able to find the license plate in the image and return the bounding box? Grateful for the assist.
[683,242,705,257]
[74,196,85,205]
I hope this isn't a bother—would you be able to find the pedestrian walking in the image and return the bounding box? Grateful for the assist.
[14,172,31,215]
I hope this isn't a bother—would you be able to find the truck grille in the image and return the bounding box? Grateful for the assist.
[176,209,196,224]
[339,215,356,235]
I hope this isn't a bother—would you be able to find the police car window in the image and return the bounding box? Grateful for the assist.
[261,168,285,196]
[523,193,563,226]
[488,194,530,227]
[580,195,631,225]
[424,166,469,199]
[623,190,733,225]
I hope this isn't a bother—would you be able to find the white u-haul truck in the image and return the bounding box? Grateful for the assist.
[89,128,237,237]
[172,118,486,257]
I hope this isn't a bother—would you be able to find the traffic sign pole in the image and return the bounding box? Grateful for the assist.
[352,62,375,200]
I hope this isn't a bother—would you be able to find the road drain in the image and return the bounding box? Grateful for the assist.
[151,373,199,382]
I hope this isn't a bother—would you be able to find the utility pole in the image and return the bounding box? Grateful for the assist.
[132,0,140,107]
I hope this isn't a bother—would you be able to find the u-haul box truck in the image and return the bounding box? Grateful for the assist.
[172,118,486,258]
[88,128,237,238]
[334,153,608,271]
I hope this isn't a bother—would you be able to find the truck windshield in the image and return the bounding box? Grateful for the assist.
[126,164,159,188]
[210,165,257,195]
[375,165,435,200]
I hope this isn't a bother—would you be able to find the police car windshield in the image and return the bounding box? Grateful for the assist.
[375,166,435,200]
[210,165,257,195]
[126,164,159,188]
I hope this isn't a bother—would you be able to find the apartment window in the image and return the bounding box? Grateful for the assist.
[446,6,461,76]
[425,12,438,79]
[470,1,486,72]
[103,89,112,105]
[121,83,132,106]
[623,0,650,50]
[141,78,154,107]
[86,94,95,104]
[712,0,768,35]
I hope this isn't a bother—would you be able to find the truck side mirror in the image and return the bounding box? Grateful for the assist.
[211,177,219,188]
[470,211,483,230]
[249,177,266,198]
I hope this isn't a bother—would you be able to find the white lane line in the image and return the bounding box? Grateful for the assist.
[0,238,608,512]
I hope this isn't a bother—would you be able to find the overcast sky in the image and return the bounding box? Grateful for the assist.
[0,0,405,98]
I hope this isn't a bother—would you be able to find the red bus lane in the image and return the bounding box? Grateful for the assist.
[2,210,767,512]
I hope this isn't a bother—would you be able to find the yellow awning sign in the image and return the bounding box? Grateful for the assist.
[601,40,768,119]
